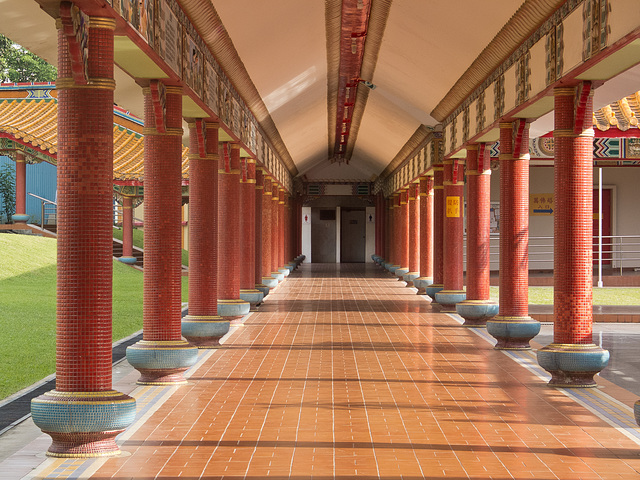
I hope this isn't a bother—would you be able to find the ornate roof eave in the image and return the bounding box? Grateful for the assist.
[176,0,298,177]
[431,0,565,122]
[594,91,640,131]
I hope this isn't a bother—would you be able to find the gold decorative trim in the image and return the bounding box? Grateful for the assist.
[256,185,264,190]
[554,129,576,137]
[183,315,224,321]
[218,299,250,305]
[143,127,183,136]
[433,185,444,190]
[498,154,512,160]
[432,166,444,171]
[244,179,256,184]
[499,122,514,129]
[89,17,116,30]
[554,87,576,96]
[218,169,241,175]
[56,78,115,90]
[164,85,183,95]
[466,144,479,151]
[188,153,219,160]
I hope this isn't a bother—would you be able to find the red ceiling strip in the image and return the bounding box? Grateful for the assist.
[333,0,372,164]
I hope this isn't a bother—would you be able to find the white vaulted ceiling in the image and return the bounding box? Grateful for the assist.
[5,0,640,184]
[212,0,533,181]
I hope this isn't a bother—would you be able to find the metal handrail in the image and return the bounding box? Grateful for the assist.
[463,234,640,277]
[27,192,57,230]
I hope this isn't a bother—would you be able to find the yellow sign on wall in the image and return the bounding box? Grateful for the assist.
[446,196,460,217]
[530,193,554,215]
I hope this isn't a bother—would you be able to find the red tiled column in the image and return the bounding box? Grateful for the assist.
[218,143,250,320]
[262,176,278,288]
[127,84,197,382]
[271,183,284,282]
[182,121,228,347]
[32,15,135,458]
[538,84,609,387]
[13,152,29,223]
[395,189,410,279]
[117,195,136,264]
[385,195,397,272]
[254,168,269,296]
[404,182,420,286]
[414,175,434,295]
[277,188,289,277]
[435,158,466,311]
[426,161,444,298]
[487,121,540,349]
[457,144,498,326]
[239,158,263,306]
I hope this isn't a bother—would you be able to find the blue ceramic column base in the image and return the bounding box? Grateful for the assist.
[217,299,251,320]
[12,213,30,223]
[256,283,270,297]
[263,276,278,289]
[395,267,409,280]
[240,288,264,306]
[388,264,400,273]
[403,272,420,287]
[456,300,499,327]
[31,389,136,457]
[413,276,433,295]
[486,316,541,350]
[126,340,198,385]
[425,283,443,300]
[271,271,285,282]
[537,343,610,387]
[182,315,230,348]
[287,262,296,272]
[434,290,466,312]
[278,267,290,277]
[117,256,137,265]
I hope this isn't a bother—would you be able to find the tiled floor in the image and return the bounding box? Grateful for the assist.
[20,264,640,478]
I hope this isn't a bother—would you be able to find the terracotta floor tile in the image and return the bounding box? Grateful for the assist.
[72,264,640,479]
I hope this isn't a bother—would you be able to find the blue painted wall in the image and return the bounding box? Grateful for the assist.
[0,156,57,223]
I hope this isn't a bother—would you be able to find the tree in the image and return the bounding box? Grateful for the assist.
[0,34,56,83]
[0,164,15,223]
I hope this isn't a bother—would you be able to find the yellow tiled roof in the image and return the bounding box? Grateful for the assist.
[0,98,190,180]
[594,91,640,131]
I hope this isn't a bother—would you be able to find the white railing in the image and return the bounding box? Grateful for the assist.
[463,234,640,276]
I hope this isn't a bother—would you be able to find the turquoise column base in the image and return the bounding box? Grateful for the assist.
[217,299,251,319]
[486,316,540,350]
[126,340,198,385]
[278,267,290,277]
[271,271,285,282]
[403,271,419,286]
[414,276,433,294]
[31,389,136,458]
[456,300,499,327]
[256,283,270,297]
[434,290,466,312]
[12,214,30,223]
[425,283,443,300]
[182,315,230,347]
[240,288,264,306]
[117,256,137,265]
[395,267,409,279]
[263,276,278,289]
[537,343,610,387]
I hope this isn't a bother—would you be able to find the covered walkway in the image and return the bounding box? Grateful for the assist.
[11,264,640,479]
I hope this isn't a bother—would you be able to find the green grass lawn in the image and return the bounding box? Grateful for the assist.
[489,286,640,305]
[113,227,189,266]
[0,234,188,400]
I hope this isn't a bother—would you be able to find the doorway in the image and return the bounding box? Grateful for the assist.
[340,208,365,263]
[311,208,336,263]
